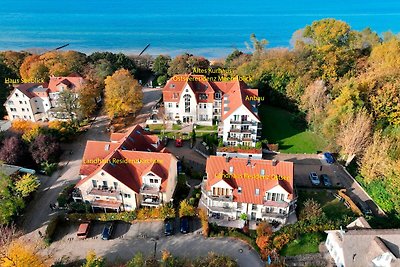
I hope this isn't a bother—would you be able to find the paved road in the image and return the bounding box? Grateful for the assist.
[21,116,110,235]
[45,221,264,267]
[266,153,385,216]
[134,87,162,125]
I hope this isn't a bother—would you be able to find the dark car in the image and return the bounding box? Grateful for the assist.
[180,217,189,234]
[323,152,335,164]
[101,223,114,240]
[164,220,174,236]
[357,202,373,216]
[320,174,332,187]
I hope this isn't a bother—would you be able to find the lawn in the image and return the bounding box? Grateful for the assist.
[297,189,354,220]
[172,124,182,130]
[195,125,217,131]
[280,232,326,256]
[259,105,327,153]
[148,124,165,131]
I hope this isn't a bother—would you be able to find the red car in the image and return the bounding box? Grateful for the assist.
[175,138,183,147]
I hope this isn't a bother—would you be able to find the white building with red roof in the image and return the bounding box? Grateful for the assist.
[201,156,297,227]
[73,125,178,212]
[162,74,261,147]
[4,74,84,122]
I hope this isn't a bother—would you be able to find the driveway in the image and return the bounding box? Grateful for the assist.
[166,138,206,173]
[265,153,385,216]
[134,87,162,125]
[21,115,110,235]
[45,221,264,267]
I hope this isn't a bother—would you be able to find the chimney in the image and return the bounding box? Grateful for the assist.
[247,157,251,166]
[225,156,231,163]
[272,159,278,166]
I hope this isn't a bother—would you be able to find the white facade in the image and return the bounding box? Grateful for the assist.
[220,105,261,147]
[5,88,36,121]
[201,179,296,224]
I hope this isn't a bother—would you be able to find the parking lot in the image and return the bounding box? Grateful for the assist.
[47,219,263,267]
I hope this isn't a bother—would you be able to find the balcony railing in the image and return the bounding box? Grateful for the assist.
[263,199,289,208]
[87,185,121,198]
[201,185,234,202]
[140,184,160,196]
[229,128,255,134]
[141,198,161,206]
[261,211,287,218]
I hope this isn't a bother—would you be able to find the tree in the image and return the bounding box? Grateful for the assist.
[15,174,40,198]
[29,134,61,164]
[152,55,171,76]
[0,136,26,165]
[299,199,323,221]
[246,33,268,55]
[0,240,47,267]
[178,199,196,217]
[78,79,101,118]
[359,131,394,183]
[126,252,144,267]
[104,69,143,118]
[336,109,372,166]
[300,80,329,128]
[0,173,25,226]
[167,53,210,76]
[55,90,80,121]
[82,250,105,267]
[225,49,244,67]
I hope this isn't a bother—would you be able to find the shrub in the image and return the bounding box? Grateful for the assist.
[57,184,75,207]
[41,161,58,176]
[179,199,196,217]
[198,208,209,237]
[45,215,62,242]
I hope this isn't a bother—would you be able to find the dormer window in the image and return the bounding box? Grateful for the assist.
[199,93,207,100]
[260,169,265,175]
[170,84,175,88]
[238,187,242,193]
[255,188,260,195]
[229,166,234,173]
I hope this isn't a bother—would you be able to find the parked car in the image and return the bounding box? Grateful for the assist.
[323,152,335,164]
[180,217,189,234]
[175,138,183,147]
[77,222,91,239]
[320,174,332,187]
[309,172,320,185]
[164,220,174,236]
[101,222,114,240]
[357,201,373,216]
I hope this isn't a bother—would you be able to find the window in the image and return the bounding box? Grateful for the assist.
[102,181,108,188]
[168,103,172,108]
[215,92,221,99]
[45,104,48,106]
[272,193,276,201]
[170,84,175,88]
[238,187,242,193]
[113,182,118,189]
[184,94,191,113]
[124,193,131,198]
[252,204,257,210]
[150,178,154,183]
[173,92,178,98]
[280,194,285,201]
[229,166,233,173]
[15,93,19,97]
[23,115,27,118]
[7,101,13,105]
[92,180,97,188]
[260,169,265,175]
[176,103,179,108]
[24,101,27,104]
[255,188,260,195]
[199,93,207,100]
[19,101,23,104]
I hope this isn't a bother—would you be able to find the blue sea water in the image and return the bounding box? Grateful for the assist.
[0,0,400,58]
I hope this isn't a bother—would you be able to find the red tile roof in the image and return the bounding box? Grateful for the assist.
[48,75,84,93]
[205,156,294,204]
[76,125,174,194]
[162,75,260,121]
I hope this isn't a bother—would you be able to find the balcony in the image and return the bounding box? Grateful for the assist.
[201,185,234,202]
[87,186,121,198]
[140,184,160,196]
[227,137,239,142]
[263,200,289,208]
[261,211,287,218]
[91,199,122,211]
[141,196,161,207]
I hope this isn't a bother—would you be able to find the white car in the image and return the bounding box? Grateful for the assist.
[309,172,320,185]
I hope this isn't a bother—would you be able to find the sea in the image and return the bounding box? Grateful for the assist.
[1,0,400,58]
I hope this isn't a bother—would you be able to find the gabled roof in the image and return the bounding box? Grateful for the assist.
[48,75,83,93]
[8,83,46,100]
[77,124,174,194]
[205,156,294,204]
